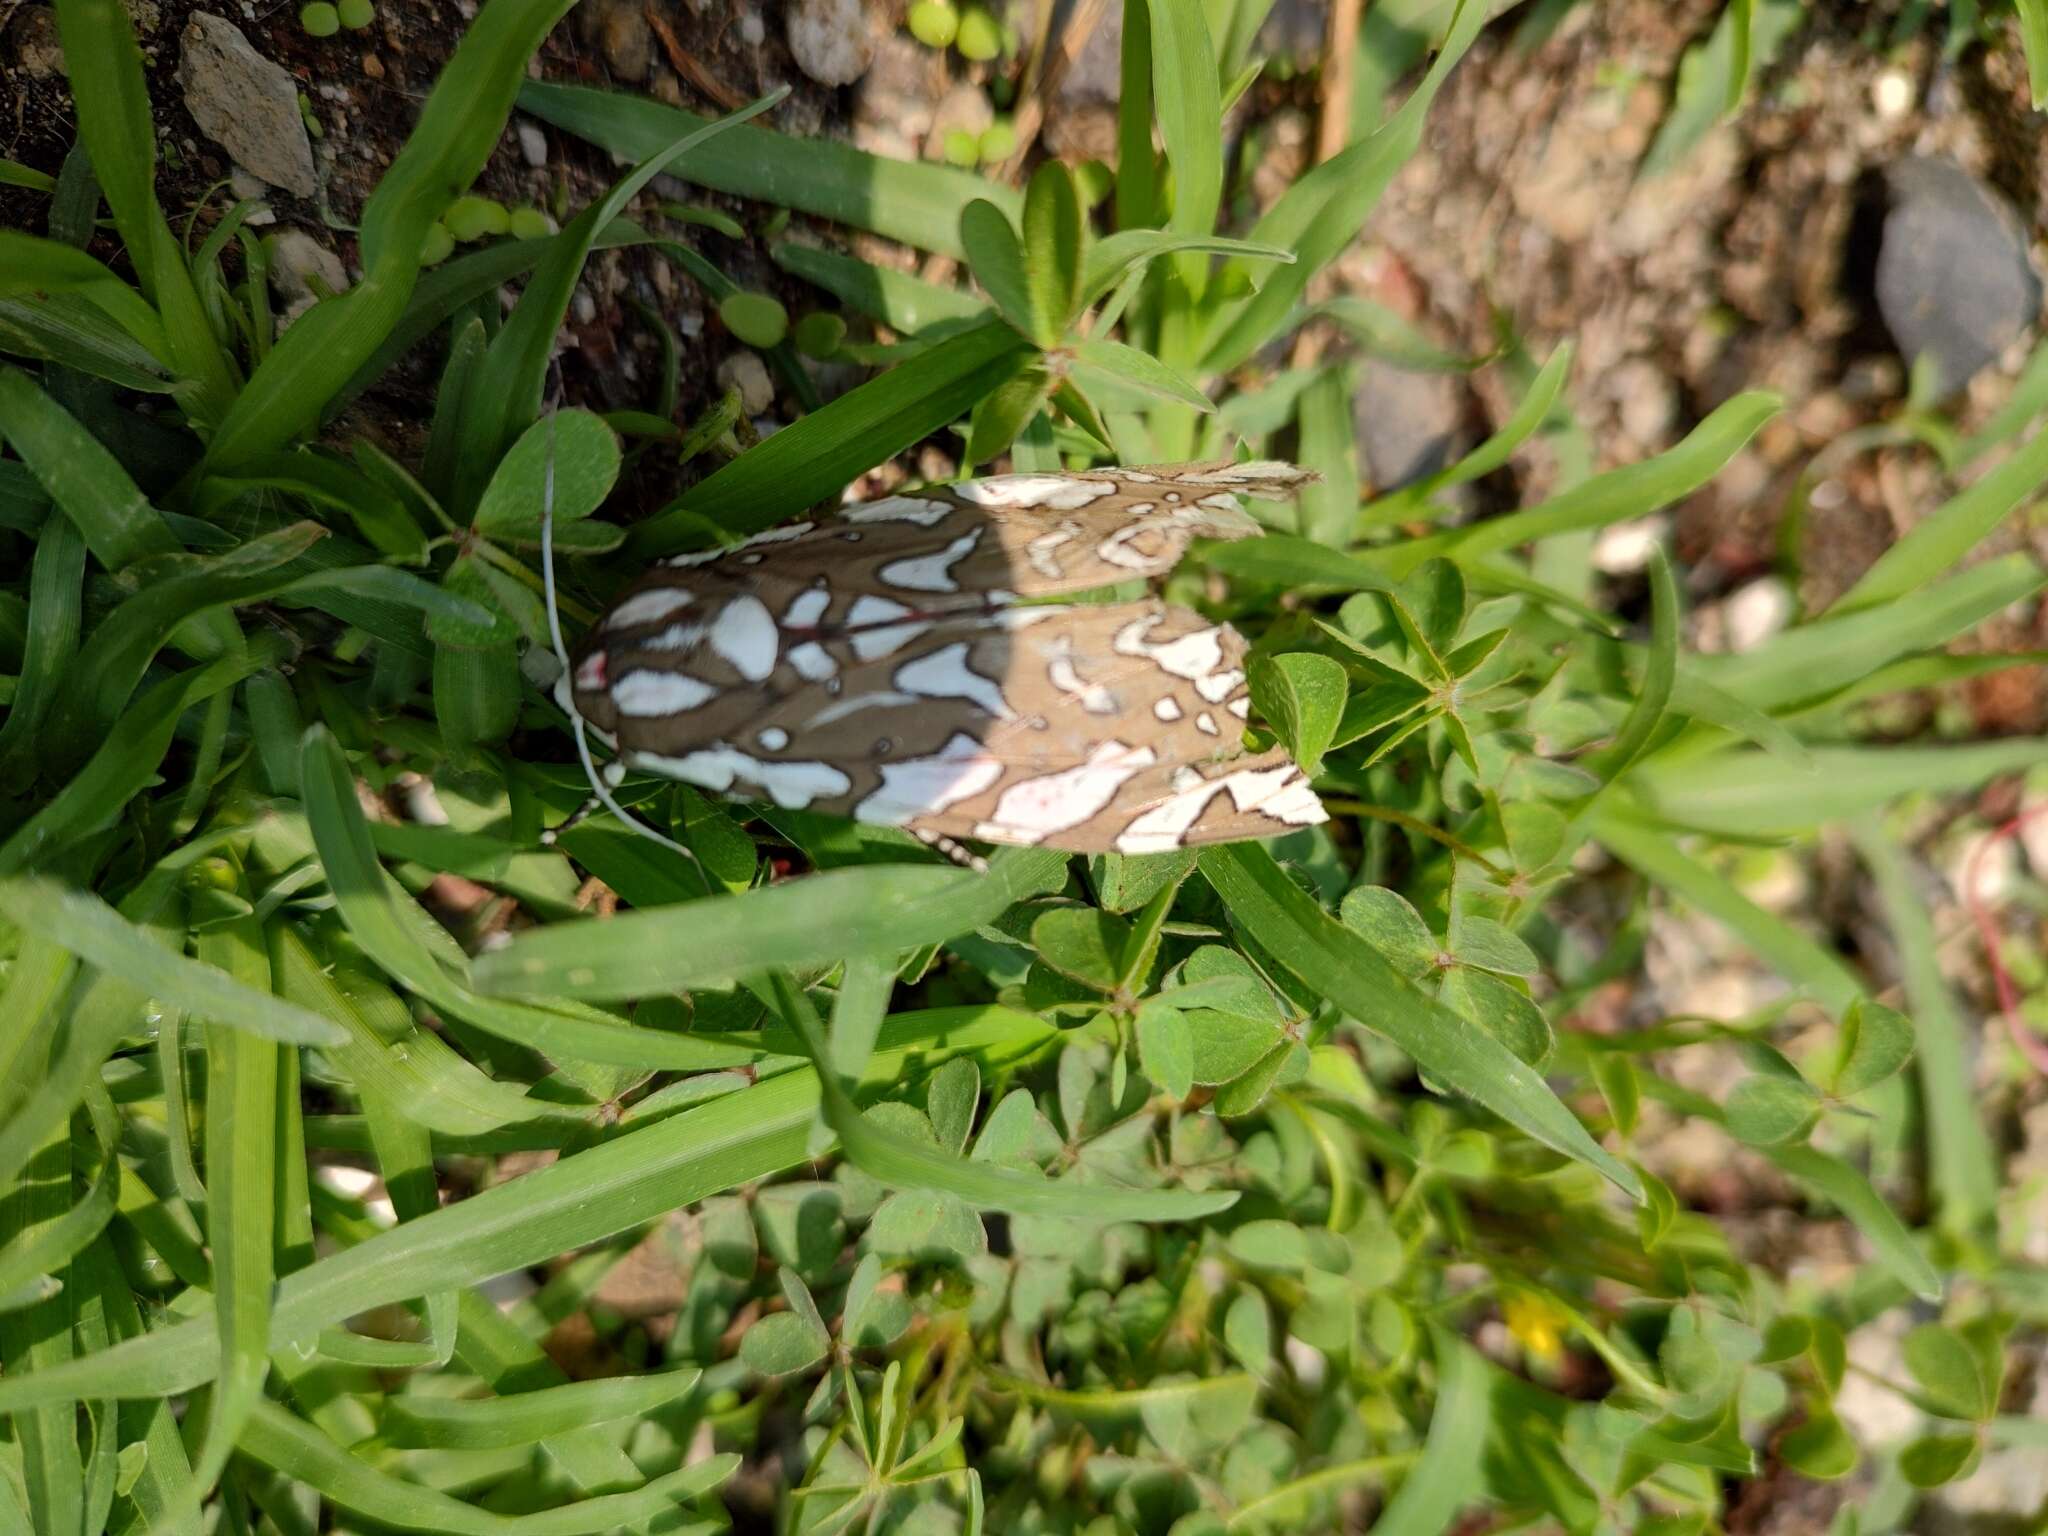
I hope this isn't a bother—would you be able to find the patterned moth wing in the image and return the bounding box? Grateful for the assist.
[567,462,1329,853]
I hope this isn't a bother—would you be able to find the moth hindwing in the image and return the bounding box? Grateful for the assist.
[568,462,1328,854]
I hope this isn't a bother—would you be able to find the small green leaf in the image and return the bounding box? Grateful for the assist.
[1226,1219,1308,1272]
[1248,652,1346,778]
[1903,1324,1995,1421]
[959,198,1033,336]
[964,362,1053,466]
[1723,1074,1821,1147]
[1338,886,1439,978]
[1778,1407,1858,1480]
[1898,1432,1982,1488]
[926,1057,980,1156]
[1831,1000,1915,1099]
[1449,916,1541,978]
[471,409,620,533]
[1212,1040,1296,1118]
[1439,968,1552,1067]
[1031,907,1131,992]
[1136,1000,1193,1101]
[739,1310,830,1376]
[1636,1166,1678,1250]
[1020,160,1082,347]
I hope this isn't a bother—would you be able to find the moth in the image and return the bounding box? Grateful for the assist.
[562,462,1328,857]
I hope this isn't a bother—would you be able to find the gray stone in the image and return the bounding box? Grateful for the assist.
[1353,357,1465,493]
[586,0,652,83]
[516,122,548,169]
[1042,3,1120,163]
[9,7,64,80]
[178,14,318,197]
[1875,156,2041,399]
[266,229,348,309]
[718,351,775,415]
[787,0,875,86]
[1256,0,1326,69]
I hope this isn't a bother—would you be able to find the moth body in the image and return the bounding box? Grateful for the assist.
[570,463,1328,853]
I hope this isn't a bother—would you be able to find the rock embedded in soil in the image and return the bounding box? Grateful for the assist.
[787,0,876,87]
[1353,358,1465,492]
[266,228,348,311]
[718,351,775,415]
[582,0,652,83]
[1875,156,2041,399]
[9,6,64,79]
[178,13,319,197]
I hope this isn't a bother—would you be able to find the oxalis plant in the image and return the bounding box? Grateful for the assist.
[1,0,2045,1532]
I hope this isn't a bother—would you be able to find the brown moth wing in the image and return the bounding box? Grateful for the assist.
[567,462,1328,852]
[589,461,1315,623]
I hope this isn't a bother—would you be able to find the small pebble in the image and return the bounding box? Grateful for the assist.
[1591,516,1665,576]
[361,51,384,78]
[516,123,548,168]
[719,351,775,414]
[1871,70,1914,120]
[738,10,765,46]
[572,289,598,325]
[1723,577,1792,654]
[787,0,875,86]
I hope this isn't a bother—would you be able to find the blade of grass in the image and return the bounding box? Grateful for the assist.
[1696,553,2045,712]
[1202,0,1486,373]
[0,512,84,779]
[1354,1327,1491,1536]
[205,0,579,470]
[773,242,988,332]
[1833,422,2048,613]
[1765,1145,1942,1300]
[0,1089,119,1305]
[0,1128,82,1536]
[453,93,784,512]
[1591,809,1862,1016]
[381,1368,703,1450]
[517,81,1018,258]
[1629,737,2048,839]
[0,232,171,361]
[237,1399,736,1536]
[1200,844,1642,1198]
[0,879,341,1046]
[1850,823,2000,1237]
[1365,343,1572,525]
[475,847,1068,1000]
[52,0,237,417]
[1379,392,1782,578]
[622,317,1033,555]
[190,920,283,1496]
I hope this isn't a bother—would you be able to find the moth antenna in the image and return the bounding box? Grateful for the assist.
[911,826,989,874]
[539,405,701,865]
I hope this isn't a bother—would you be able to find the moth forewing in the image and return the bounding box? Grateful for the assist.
[571,463,1327,854]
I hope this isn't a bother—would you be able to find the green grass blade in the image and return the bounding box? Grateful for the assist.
[191,921,283,1495]
[0,232,170,361]
[1589,547,1678,782]
[1700,556,2047,714]
[1115,0,1156,232]
[0,294,173,392]
[272,924,574,1137]
[1850,824,2001,1237]
[1199,844,1642,1198]
[0,879,341,1045]
[2017,0,2048,105]
[1365,343,1572,525]
[0,1128,83,1536]
[454,93,783,510]
[0,1090,118,1305]
[325,222,646,424]
[622,318,1033,555]
[0,363,181,570]
[1833,423,2048,614]
[0,512,84,777]
[238,1399,735,1535]
[1591,810,1862,1016]
[0,642,275,875]
[1145,0,1223,244]
[774,241,988,331]
[1765,1145,1941,1300]
[204,0,577,470]
[475,849,1068,999]
[381,1368,703,1449]
[1359,1329,1492,1536]
[1380,392,1781,578]
[51,0,236,415]
[1202,0,1486,373]
[1630,738,2048,839]
[517,82,1018,259]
